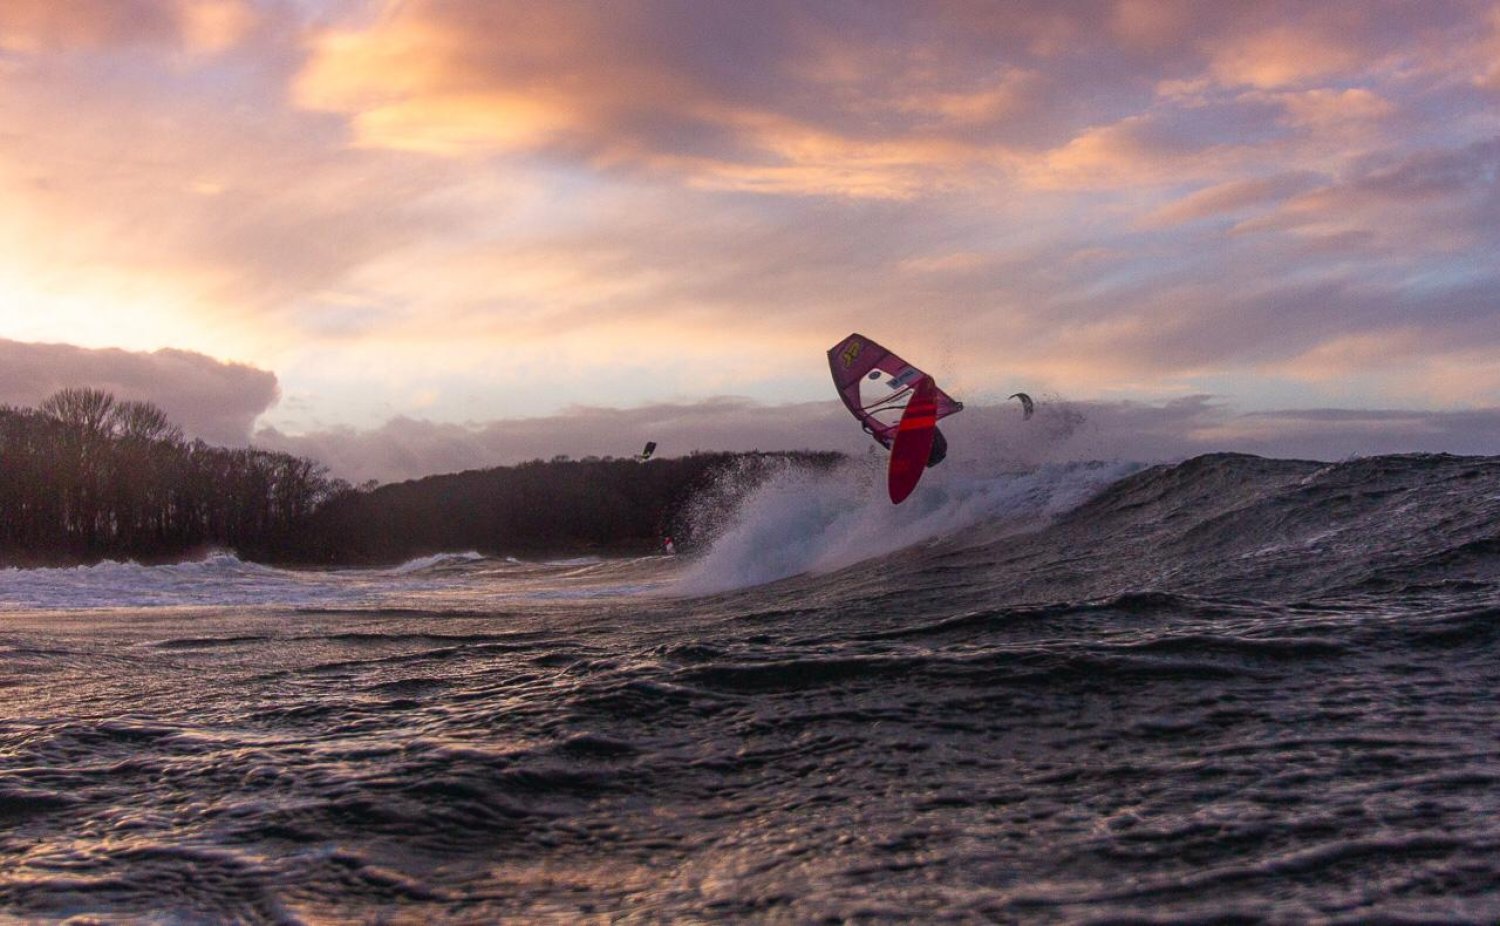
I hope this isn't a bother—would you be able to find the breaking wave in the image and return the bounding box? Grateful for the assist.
[672,456,1139,594]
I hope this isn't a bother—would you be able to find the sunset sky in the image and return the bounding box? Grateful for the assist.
[3,1,1499,481]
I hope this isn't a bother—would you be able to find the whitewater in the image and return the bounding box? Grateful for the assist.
[2,453,1497,923]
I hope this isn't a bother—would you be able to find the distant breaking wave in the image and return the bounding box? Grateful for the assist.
[388,551,488,574]
[0,549,641,611]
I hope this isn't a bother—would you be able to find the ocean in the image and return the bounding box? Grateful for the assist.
[2,452,1497,923]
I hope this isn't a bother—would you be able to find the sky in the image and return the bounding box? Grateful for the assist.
[2,0,1499,482]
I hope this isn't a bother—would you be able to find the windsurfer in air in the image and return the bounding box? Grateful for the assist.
[828,333,971,503]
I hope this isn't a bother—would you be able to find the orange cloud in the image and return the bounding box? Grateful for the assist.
[295,3,711,159]
[1273,88,1397,128]
[1025,114,1252,190]
[295,13,583,156]
[178,0,257,55]
[1204,24,1364,90]
[289,1,1494,209]
[1262,330,1500,406]
[1142,172,1324,228]
[292,1,1053,197]
[1475,5,1500,89]
[0,0,253,55]
[1266,330,1431,383]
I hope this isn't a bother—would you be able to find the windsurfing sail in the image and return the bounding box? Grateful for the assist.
[637,441,657,462]
[827,333,963,448]
[1009,392,1035,420]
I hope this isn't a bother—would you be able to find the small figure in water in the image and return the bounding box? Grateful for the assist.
[662,536,677,555]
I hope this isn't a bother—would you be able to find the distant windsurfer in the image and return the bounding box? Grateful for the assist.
[1009,393,1034,420]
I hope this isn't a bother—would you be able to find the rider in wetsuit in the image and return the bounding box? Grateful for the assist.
[865,423,948,467]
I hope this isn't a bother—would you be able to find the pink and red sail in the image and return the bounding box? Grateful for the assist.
[826,333,963,448]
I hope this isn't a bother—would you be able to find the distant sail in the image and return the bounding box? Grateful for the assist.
[827,333,963,448]
[638,441,657,462]
[1009,393,1035,420]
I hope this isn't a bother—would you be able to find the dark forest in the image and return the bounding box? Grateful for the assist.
[0,389,842,567]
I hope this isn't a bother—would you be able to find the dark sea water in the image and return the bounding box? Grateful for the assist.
[2,453,1498,924]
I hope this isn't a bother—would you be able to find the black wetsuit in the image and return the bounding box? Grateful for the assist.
[926,427,948,468]
[868,425,948,467]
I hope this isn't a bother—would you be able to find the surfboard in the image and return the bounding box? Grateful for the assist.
[887,375,938,504]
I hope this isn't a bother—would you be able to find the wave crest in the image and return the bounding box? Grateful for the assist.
[672,458,1137,595]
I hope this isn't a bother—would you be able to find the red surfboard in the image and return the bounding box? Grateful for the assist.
[887,375,939,504]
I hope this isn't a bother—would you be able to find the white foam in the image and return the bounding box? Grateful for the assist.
[671,457,1137,595]
[0,549,665,612]
[540,556,605,567]
[0,551,299,610]
[388,551,487,574]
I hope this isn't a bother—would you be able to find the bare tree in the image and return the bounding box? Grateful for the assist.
[111,400,183,444]
[40,387,115,438]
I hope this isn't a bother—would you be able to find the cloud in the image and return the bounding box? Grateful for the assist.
[943,394,1500,467]
[0,338,278,444]
[3,0,1500,445]
[256,397,858,485]
[0,0,454,363]
[1193,405,1500,459]
[257,392,1500,485]
[1231,137,1500,257]
[1203,24,1363,90]
[0,0,255,55]
[286,1,1162,194]
[288,2,1495,193]
[1272,88,1397,129]
[1142,171,1324,227]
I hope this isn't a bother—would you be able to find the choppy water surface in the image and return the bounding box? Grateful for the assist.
[2,453,1498,923]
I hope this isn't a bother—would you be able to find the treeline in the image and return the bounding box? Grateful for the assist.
[0,389,346,565]
[285,450,844,564]
[0,388,844,566]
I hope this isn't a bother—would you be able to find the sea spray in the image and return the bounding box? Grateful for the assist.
[672,456,1139,595]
